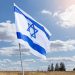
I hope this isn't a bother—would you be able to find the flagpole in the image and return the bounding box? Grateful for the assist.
[19,43,24,75]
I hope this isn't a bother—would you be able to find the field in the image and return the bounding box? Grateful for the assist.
[0,71,75,75]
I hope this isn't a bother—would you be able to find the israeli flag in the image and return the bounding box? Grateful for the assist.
[14,3,52,59]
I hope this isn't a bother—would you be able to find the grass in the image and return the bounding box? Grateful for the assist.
[0,71,75,75]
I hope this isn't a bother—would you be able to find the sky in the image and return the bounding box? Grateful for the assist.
[0,0,75,71]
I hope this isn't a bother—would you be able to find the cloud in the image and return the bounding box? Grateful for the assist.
[0,47,30,56]
[0,40,16,49]
[0,48,15,56]
[58,4,75,28]
[0,58,36,71]
[41,10,52,16]
[41,10,60,18]
[0,57,74,71]
[66,63,75,71]
[41,4,75,28]
[47,56,75,62]
[49,40,75,52]
[0,21,18,55]
[53,11,60,17]
[0,20,17,41]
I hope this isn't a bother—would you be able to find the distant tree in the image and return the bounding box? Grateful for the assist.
[55,63,59,71]
[47,65,51,71]
[59,62,66,71]
[51,63,54,71]
[73,68,75,71]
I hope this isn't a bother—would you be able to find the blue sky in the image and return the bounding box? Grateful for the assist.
[0,0,75,71]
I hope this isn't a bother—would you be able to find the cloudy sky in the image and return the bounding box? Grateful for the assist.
[0,0,75,71]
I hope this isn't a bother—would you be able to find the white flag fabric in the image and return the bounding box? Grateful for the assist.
[14,3,52,59]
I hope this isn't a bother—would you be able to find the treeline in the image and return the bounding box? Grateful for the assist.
[47,62,66,71]
[37,62,75,72]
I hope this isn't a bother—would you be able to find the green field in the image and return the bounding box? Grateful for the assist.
[0,71,75,75]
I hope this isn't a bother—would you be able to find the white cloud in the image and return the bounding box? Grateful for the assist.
[49,40,75,52]
[47,56,75,62]
[0,57,74,71]
[0,48,15,56]
[0,47,31,56]
[41,10,60,18]
[0,58,36,71]
[0,20,17,41]
[41,4,75,28]
[57,4,75,28]
[41,10,52,16]
[0,59,19,71]
[53,11,60,17]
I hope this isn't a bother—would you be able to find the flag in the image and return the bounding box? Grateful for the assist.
[14,3,52,59]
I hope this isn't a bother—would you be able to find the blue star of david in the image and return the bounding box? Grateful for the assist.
[27,23,38,38]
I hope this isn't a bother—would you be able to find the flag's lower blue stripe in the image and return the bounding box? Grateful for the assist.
[14,6,51,40]
[17,32,46,56]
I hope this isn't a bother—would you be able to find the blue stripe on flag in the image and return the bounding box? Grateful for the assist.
[14,6,51,40]
[16,32,46,56]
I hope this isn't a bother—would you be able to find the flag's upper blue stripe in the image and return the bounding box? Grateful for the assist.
[17,32,46,56]
[14,6,51,40]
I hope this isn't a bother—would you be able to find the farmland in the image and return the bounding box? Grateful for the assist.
[0,71,75,75]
